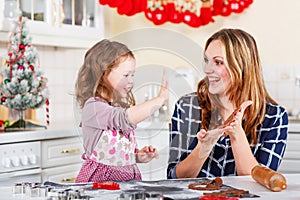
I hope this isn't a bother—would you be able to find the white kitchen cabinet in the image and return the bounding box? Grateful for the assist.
[42,163,82,183]
[41,137,84,183]
[0,0,104,48]
[278,133,300,174]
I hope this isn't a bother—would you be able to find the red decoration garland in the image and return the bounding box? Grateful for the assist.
[98,0,253,28]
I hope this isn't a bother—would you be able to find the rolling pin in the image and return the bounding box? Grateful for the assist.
[251,165,287,192]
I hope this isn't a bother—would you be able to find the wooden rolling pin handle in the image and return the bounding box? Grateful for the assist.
[273,179,287,190]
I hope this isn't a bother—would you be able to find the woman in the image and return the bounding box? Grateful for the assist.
[167,28,288,178]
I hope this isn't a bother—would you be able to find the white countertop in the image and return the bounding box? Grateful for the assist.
[0,121,82,144]
[0,174,299,200]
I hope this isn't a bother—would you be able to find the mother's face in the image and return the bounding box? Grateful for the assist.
[203,40,231,97]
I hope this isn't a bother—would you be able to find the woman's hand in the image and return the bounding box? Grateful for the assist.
[136,145,159,163]
[196,126,232,159]
[225,100,253,138]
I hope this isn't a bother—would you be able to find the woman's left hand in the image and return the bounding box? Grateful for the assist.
[226,100,253,137]
[136,145,159,163]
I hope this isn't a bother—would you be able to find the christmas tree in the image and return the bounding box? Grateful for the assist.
[0,16,49,131]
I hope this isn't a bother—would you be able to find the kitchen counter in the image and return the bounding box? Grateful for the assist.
[0,121,82,144]
[0,174,299,200]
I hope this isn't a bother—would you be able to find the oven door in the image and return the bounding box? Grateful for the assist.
[0,168,41,186]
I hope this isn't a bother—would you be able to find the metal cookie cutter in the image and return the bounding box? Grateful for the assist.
[118,189,164,200]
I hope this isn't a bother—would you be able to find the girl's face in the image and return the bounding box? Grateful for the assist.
[203,40,231,97]
[108,56,136,98]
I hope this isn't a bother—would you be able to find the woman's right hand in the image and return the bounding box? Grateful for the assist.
[196,126,233,159]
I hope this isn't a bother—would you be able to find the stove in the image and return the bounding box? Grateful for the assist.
[0,141,41,186]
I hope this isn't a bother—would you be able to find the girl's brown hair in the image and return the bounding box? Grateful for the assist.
[75,39,135,108]
[197,28,277,144]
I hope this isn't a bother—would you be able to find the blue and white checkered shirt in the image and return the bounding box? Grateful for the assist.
[167,93,288,178]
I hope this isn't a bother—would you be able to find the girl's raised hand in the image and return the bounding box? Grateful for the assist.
[157,68,169,103]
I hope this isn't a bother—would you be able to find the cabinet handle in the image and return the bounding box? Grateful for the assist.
[61,177,77,182]
[61,148,80,154]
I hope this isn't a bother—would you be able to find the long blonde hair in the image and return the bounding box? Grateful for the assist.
[197,28,277,144]
[75,39,135,108]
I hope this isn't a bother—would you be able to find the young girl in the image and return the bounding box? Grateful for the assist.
[75,39,168,182]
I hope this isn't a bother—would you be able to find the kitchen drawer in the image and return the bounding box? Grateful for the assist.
[41,137,83,168]
[42,163,82,183]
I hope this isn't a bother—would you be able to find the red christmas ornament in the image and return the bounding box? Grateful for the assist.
[126,0,146,16]
[145,8,154,21]
[1,96,6,103]
[200,0,215,25]
[29,65,35,71]
[137,0,147,12]
[117,0,134,15]
[108,0,124,8]
[18,65,24,70]
[145,8,167,25]
[212,0,224,16]
[144,0,168,26]
[153,8,168,25]
[183,10,201,28]
[19,44,25,50]
[239,0,246,8]
[243,0,253,7]
[220,2,232,16]
[230,0,244,13]
[200,7,215,25]
[166,2,183,24]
